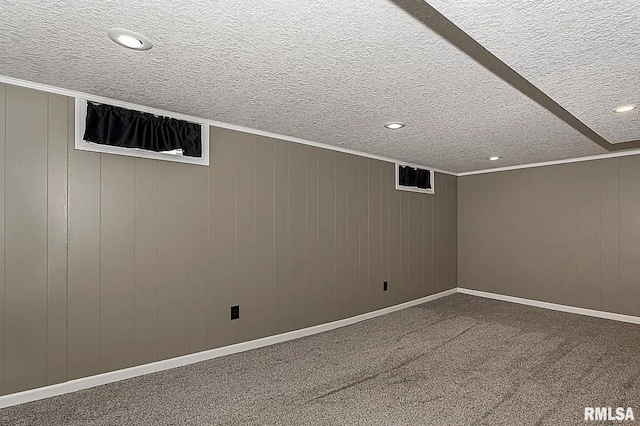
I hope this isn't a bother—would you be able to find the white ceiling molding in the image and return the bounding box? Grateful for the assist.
[0,74,456,176]
[458,149,640,176]
[0,0,612,173]
[3,74,640,177]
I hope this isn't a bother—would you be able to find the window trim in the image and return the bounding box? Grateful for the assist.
[395,163,435,194]
[75,97,210,166]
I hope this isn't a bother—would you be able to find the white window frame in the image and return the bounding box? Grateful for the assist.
[395,163,435,194]
[75,97,210,166]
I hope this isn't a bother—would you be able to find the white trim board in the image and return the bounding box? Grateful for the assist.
[457,288,640,325]
[3,74,640,177]
[0,74,455,176]
[457,149,640,176]
[0,288,456,409]
[74,98,211,166]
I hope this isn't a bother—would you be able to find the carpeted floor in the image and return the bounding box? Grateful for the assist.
[1,294,639,425]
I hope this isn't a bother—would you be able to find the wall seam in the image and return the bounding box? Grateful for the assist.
[252,137,256,336]
[188,165,192,351]
[233,141,237,342]
[617,161,621,313]
[45,94,50,384]
[98,155,102,372]
[132,160,136,364]
[155,161,159,362]
[64,97,70,385]
[271,140,276,335]
[2,86,5,393]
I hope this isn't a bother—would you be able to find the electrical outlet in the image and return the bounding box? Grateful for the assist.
[231,305,240,320]
[383,281,389,291]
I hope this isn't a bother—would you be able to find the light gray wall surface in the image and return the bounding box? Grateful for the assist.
[0,83,458,395]
[459,157,640,317]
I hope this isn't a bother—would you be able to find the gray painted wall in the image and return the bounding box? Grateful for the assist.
[0,83,458,395]
[459,157,640,317]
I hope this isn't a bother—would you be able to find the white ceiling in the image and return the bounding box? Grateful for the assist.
[0,0,628,172]
[428,0,640,144]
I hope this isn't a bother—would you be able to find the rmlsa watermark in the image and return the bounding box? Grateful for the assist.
[585,407,635,421]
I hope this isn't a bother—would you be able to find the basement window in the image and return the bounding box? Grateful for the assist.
[75,98,209,166]
[395,163,434,194]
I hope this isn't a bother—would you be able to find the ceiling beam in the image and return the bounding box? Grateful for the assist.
[391,0,640,152]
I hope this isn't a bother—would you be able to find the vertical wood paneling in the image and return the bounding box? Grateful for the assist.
[457,176,483,290]
[423,186,434,297]
[555,166,578,306]
[288,144,308,331]
[368,160,382,310]
[576,163,601,310]
[600,158,620,313]
[235,133,256,342]
[67,109,101,382]
[449,174,459,290]
[4,86,49,393]
[435,174,456,293]
[0,83,6,394]
[99,155,135,373]
[619,155,640,317]
[273,140,289,334]
[388,165,402,305]
[254,137,275,339]
[318,150,336,324]
[407,195,418,300]
[306,147,319,326]
[334,153,348,319]
[209,129,236,348]
[400,192,409,301]
[380,163,390,307]
[0,85,461,395]
[459,157,640,317]
[189,163,209,352]
[358,157,369,313]
[416,194,426,297]
[346,156,360,317]
[133,159,158,365]
[46,94,68,385]
[527,165,573,304]
[157,162,190,359]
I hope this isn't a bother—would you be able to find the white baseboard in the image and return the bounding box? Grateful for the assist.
[457,288,640,325]
[0,288,456,409]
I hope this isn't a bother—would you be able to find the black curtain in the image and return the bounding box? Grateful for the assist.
[399,165,431,189]
[399,165,417,186]
[416,169,431,189]
[84,102,202,157]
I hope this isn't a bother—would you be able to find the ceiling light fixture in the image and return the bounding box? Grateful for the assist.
[488,156,501,161]
[384,122,405,130]
[613,104,636,114]
[108,28,153,51]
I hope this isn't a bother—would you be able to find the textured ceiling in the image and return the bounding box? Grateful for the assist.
[428,0,640,144]
[0,0,611,173]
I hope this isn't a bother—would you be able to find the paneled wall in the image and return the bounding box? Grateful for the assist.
[0,83,458,396]
[459,157,640,317]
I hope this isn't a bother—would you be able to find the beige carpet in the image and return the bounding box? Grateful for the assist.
[1,294,639,425]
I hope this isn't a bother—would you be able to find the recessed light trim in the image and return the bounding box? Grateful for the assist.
[488,156,501,161]
[613,104,636,114]
[108,28,153,51]
[384,122,405,130]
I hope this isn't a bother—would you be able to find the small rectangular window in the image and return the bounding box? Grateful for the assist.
[395,163,434,194]
[75,98,209,166]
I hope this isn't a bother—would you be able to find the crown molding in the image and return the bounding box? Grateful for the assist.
[0,74,457,176]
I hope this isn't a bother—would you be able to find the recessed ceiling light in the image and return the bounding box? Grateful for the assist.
[613,104,636,114]
[108,28,153,51]
[384,122,405,130]
[488,156,501,161]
